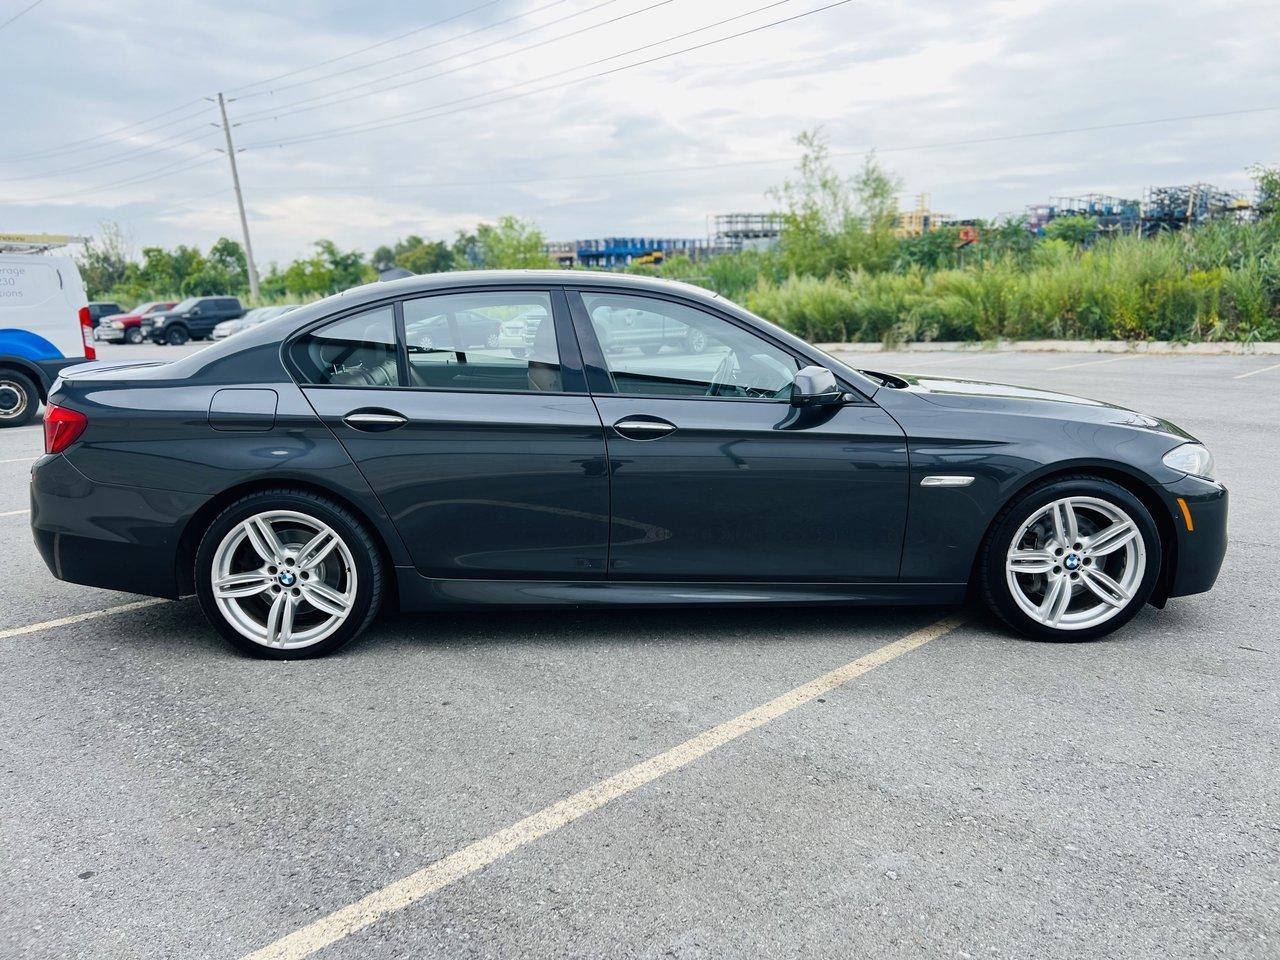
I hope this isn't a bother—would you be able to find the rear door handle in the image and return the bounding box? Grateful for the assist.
[343,410,407,432]
[613,417,676,440]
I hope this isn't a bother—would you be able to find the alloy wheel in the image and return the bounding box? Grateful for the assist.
[0,379,29,421]
[1005,496,1146,631]
[210,510,357,650]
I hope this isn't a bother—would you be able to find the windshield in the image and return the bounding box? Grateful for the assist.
[172,297,201,311]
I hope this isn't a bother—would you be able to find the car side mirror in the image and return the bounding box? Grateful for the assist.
[791,365,843,407]
[189,307,201,316]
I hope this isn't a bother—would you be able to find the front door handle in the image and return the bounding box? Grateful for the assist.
[613,417,676,441]
[343,410,407,432]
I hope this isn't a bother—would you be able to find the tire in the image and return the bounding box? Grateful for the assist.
[978,475,1161,642]
[195,489,384,659]
[125,327,144,344]
[0,370,40,427]
[165,325,190,346]
[640,344,662,356]
[686,327,709,354]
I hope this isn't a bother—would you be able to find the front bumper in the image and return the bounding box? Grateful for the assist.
[1160,475,1228,598]
[30,453,204,599]
[93,327,126,342]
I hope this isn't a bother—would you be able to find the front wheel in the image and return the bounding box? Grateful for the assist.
[0,370,39,427]
[165,325,189,346]
[195,490,384,658]
[979,477,1160,641]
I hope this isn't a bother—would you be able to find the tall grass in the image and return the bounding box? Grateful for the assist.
[746,226,1280,344]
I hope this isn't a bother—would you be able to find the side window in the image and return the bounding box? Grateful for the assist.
[580,293,799,400]
[289,306,399,387]
[402,291,561,393]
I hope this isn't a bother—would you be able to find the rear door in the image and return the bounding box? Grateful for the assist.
[569,288,910,582]
[296,288,611,580]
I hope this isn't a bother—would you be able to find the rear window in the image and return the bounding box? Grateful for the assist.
[289,306,399,387]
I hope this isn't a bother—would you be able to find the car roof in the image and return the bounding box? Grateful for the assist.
[338,270,723,307]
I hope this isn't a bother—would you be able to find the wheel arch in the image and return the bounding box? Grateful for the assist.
[0,357,49,402]
[175,477,401,608]
[969,461,1177,607]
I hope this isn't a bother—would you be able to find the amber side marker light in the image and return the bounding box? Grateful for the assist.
[1176,497,1195,532]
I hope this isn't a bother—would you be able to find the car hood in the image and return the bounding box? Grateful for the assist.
[863,369,1197,441]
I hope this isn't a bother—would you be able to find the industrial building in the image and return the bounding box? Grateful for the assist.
[713,213,783,251]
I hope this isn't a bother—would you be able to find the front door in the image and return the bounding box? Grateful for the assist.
[570,289,909,582]
[295,290,610,580]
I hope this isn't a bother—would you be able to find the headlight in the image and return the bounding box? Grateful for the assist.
[110,320,124,328]
[1162,443,1216,480]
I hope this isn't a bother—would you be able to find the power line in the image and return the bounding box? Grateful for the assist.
[225,0,507,97]
[0,1,532,164]
[2,153,220,205]
[244,0,819,149]
[234,0,675,127]
[232,0,576,102]
[221,104,1280,197]
[0,0,44,32]
[0,99,209,164]
[3,124,218,181]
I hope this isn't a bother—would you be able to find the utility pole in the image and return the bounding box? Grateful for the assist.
[214,93,260,299]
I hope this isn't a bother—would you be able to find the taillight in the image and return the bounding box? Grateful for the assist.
[44,403,87,455]
[79,305,96,361]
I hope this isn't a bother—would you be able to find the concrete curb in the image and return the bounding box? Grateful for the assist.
[814,339,1280,356]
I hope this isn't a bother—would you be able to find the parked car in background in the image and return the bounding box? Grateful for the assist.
[592,302,708,355]
[212,304,299,340]
[0,248,93,426]
[85,302,124,329]
[143,296,244,345]
[93,301,177,344]
[497,304,550,356]
[404,307,500,351]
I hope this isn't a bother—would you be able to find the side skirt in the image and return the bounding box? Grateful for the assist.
[394,569,966,611]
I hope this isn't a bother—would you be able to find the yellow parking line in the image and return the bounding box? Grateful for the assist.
[241,614,967,960]
[1234,361,1280,380]
[1046,355,1128,371]
[0,598,169,641]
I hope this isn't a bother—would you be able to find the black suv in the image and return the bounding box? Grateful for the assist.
[86,302,124,328]
[144,296,244,345]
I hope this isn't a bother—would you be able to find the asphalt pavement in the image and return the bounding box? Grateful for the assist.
[1,344,1276,959]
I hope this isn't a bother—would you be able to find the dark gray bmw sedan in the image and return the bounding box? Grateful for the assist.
[31,272,1227,658]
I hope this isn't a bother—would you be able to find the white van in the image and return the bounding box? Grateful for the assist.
[0,240,94,427]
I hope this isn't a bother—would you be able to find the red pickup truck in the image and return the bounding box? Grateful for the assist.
[92,301,177,344]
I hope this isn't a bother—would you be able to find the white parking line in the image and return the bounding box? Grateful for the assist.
[1046,355,1129,371]
[0,456,37,464]
[0,508,29,517]
[1234,361,1280,380]
[0,598,169,642]
[240,613,967,960]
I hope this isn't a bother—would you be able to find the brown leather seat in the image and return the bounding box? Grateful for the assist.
[527,317,561,392]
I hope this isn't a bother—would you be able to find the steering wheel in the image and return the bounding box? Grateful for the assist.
[705,351,793,399]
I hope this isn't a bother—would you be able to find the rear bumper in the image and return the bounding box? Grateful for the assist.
[1161,475,1228,598]
[30,453,203,599]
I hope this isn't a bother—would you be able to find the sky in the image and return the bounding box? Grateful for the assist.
[2,0,1278,265]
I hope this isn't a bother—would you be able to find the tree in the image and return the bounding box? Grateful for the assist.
[379,234,455,274]
[769,130,901,277]
[1044,215,1099,246]
[1252,163,1280,220]
[474,216,552,268]
[77,222,134,298]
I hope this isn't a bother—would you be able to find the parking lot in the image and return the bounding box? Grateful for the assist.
[2,346,1277,959]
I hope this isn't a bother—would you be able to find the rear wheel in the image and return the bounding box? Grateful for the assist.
[979,476,1160,641]
[0,370,40,427]
[195,490,384,658]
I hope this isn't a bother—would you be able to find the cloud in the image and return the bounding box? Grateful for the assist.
[2,0,1276,261]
